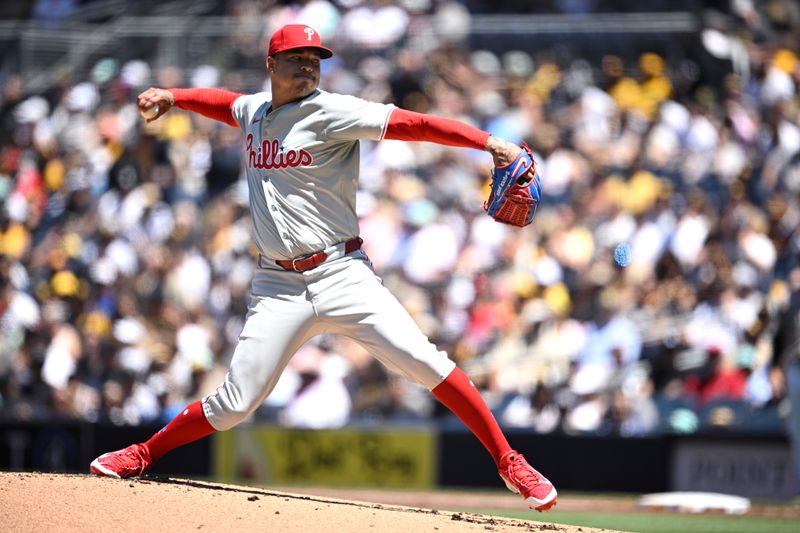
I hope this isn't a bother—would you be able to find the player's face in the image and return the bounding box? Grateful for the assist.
[269,48,322,100]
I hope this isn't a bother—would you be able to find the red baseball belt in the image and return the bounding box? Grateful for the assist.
[273,237,362,272]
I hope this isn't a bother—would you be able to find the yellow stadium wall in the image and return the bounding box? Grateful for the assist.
[213,426,435,489]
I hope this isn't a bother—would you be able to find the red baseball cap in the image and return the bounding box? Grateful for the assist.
[268,24,333,59]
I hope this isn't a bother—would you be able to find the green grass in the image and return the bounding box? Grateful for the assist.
[466,509,799,533]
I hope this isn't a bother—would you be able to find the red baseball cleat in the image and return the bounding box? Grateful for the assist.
[90,443,152,479]
[498,450,558,511]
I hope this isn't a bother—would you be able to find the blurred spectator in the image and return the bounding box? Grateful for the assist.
[278,345,352,429]
[604,388,658,437]
[562,362,611,434]
[683,346,748,407]
[501,382,561,434]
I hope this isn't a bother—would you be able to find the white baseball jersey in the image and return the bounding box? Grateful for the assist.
[201,89,456,432]
[231,89,395,260]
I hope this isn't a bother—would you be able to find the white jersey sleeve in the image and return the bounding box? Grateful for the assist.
[231,92,272,130]
[320,93,395,142]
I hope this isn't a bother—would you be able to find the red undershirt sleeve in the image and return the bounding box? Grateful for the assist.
[169,88,242,128]
[384,108,491,150]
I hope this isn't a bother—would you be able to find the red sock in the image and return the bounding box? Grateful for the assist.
[432,367,512,466]
[144,400,216,462]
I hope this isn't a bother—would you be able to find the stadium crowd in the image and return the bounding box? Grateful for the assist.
[0,0,799,441]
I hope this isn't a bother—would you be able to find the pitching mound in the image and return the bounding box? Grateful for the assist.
[0,472,622,532]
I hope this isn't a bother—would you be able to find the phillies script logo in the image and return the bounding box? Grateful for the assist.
[246,134,313,169]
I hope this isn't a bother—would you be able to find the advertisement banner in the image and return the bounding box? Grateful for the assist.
[671,439,798,500]
[214,425,435,488]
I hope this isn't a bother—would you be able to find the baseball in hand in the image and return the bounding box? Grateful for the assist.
[140,104,160,120]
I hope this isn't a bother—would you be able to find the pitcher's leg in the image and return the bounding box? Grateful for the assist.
[431,367,512,462]
[328,286,512,463]
[319,262,509,451]
[91,292,320,478]
[317,259,557,510]
[434,369,557,510]
[340,302,511,465]
[319,263,504,451]
[203,296,323,431]
[145,400,215,462]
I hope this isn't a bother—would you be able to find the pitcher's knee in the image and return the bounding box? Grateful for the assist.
[208,406,252,431]
[395,350,457,390]
[202,383,260,431]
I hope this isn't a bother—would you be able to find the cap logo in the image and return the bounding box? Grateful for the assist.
[268,24,332,58]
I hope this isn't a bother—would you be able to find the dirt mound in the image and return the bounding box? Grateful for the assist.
[0,472,620,532]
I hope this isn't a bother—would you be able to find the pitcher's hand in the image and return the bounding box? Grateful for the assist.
[137,88,175,122]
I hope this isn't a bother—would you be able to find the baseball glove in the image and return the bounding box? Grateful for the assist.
[484,144,541,227]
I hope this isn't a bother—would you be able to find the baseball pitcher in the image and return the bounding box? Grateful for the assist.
[90,24,555,511]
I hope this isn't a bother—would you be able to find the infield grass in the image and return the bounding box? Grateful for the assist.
[469,509,799,533]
